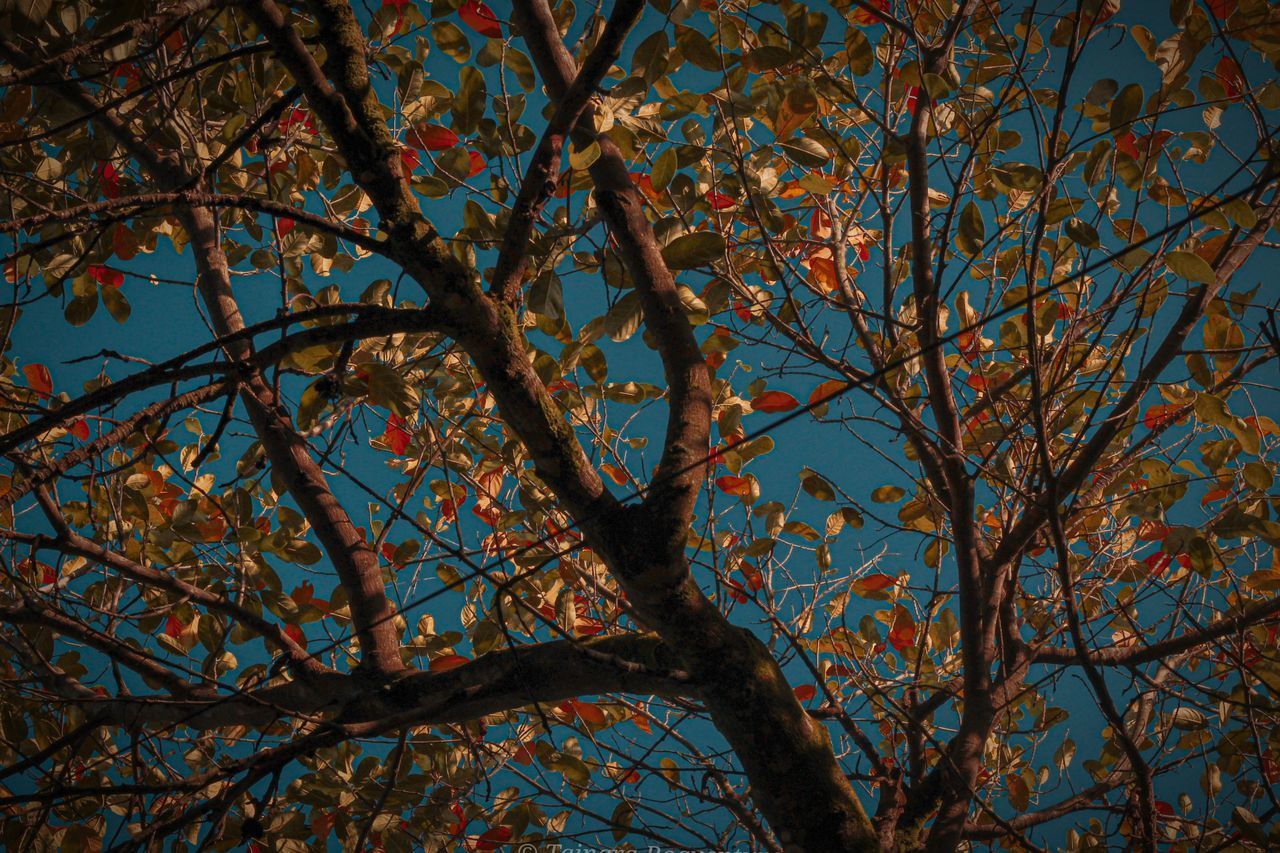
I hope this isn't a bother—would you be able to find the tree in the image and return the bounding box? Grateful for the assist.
[0,0,1277,848]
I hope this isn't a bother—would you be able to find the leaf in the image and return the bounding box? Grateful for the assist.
[715,475,752,498]
[1164,251,1216,284]
[407,123,460,151]
[888,605,916,652]
[432,20,471,62]
[603,292,643,342]
[661,232,725,269]
[429,654,470,672]
[872,485,906,503]
[101,284,131,323]
[801,470,835,501]
[774,87,817,138]
[651,148,678,191]
[1109,83,1143,133]
[752,391,799,412]
[458,0,501,38]
[22,363,52,398]
[956,201,985,256]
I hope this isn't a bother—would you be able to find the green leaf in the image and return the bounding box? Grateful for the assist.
[101,285,131,323]
[661,232,725,269]
[956,201,985,257]
[64,293,98,326]
[1109,83,1143,132]
[432,21,471,63]
[1164,251,1216,284]
[651,148,678,191]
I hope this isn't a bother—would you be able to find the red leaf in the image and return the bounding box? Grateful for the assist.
[279,108,316,135]
[99,162,120,199]
[164,615,185,638]
[793,684,817,702]
[459,0,502,37]
[476,826,513,851]
[705,190,736,210]
[512,742,537,765]
[1207,0,1236,19]
[399,147,420,176]
[285,624,306,646]
[1116,132,1139,159]
[23,364,52,398]
[466,149,486,177]
[274,218,295,237]
[752,390,800,412]
[903,85,919,115]
[69,418,89,440]
[406,123,459,151]
[88,264,124,287]
[383,414,411,455]
[1216,56,1244,102]
[1135,520,1169,542]
[888,605,916,652]
[430,654,470,672]
[290,582,314,605]
[849,0,889,24]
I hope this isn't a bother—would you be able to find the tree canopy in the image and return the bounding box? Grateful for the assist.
[0,0,1278,849]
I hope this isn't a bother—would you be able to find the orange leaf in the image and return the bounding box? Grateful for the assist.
[600,463,629,485]
[561,699,606,726]
[23,364,52,398]
[861,574,897,591]
[715,475,752,497]
[459,0,502,38]
[808,254,838,293]
[752,390,799,412]
[1143,403,1186,431]
[809,379,846,406]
